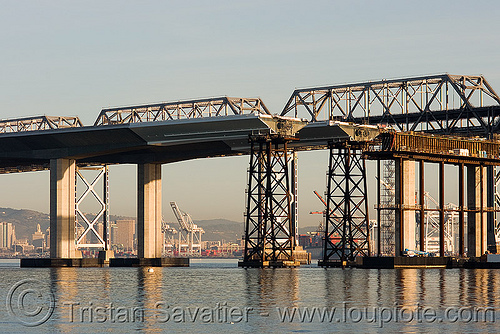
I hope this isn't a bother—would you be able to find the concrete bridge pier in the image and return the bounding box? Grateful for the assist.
[137,163,162,259]
[50,158,81,259]
[394,159,416,256]
[125,163,189,267]
[467,165,488,257]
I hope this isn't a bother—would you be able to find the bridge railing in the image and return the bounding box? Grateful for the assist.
[0,116,83,133]
[281,74,500,136]
[94,97,271,125]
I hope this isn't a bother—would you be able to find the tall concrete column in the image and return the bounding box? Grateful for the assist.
[50,158,80,259]
[395,159,416,255]
[467,165,487,257]
[137,163,162,258]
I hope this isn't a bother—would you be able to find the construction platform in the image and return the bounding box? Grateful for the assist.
[20,257,189,268]
[238,260,302,268]
[110,257,189,267]
[21,258,107,268]
[319,256,500,269]
[318,260,349,268]
[358,256,455,269]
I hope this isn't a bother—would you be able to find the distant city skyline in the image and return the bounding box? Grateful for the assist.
[1,1,499,227]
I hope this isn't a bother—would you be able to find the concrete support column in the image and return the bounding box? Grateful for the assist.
[395,159,416,255]
[50,158,80,259]
[137,163,162,258]
[467,165,487,257]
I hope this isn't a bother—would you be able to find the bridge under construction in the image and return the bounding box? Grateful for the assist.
[2,74,500,268]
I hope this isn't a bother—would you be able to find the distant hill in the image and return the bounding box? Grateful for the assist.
[1,207,313,244]
[0,207,137,240]
[0,207,50,240]
[192,218,243,243]
[0,207,243,243]
[299,225,321,235]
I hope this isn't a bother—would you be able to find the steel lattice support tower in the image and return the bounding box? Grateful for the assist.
[381,160,396,255]
[240,134,299,267]
[319,143,370,267]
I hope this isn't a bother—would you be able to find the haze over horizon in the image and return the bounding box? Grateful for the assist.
[1,1,499,226]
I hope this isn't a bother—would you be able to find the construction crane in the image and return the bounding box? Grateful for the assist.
[170,202,204,256]
[161,218,177,256]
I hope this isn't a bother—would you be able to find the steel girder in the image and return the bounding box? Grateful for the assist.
[0,116,83,133]
[322,143,370,264]
[95,97,271,125]
[243,135,296,264]
[281,74,500,137]
[75,166,109,249]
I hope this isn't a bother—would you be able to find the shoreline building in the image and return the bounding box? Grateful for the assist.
[0,222,15,249]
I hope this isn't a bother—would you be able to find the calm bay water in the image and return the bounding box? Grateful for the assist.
[1,259,499,333]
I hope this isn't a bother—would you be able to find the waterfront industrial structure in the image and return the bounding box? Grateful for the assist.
[170,202,204,256]
[1,74,500,267]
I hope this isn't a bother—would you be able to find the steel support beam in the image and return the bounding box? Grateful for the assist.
[137,163,162,258]
[320,143,370,266]
[75,166,109,249]
[50,159,81,259]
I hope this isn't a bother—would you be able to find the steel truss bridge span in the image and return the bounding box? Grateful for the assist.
[281,74,500,137]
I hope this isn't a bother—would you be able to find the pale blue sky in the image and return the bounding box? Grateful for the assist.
[1,1,499,226]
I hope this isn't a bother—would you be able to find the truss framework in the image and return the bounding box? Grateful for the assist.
[0,116,82,133]
[95,97,271,125]
[75,166,109,249]
[322,144,370,264]
[281,74,500,136]
[243,135,296,264]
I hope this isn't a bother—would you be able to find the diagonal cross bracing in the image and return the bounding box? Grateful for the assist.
[321,143,370,265]
[75,166,109,249]
[242,135,296,264]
